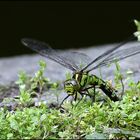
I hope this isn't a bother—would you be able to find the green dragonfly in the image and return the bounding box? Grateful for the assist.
[21,35,140,105]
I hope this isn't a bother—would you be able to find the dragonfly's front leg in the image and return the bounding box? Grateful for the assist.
[81,85,96,101]
[73,91,88,107]
[74,92,77,101]
[73,86,97,107]
[60,95,70,107]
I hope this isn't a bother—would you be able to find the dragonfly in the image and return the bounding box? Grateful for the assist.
[21,35,140,105]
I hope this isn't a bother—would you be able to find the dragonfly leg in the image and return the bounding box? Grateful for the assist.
[74,92,77,101]
[59,95,70,107]
[81,85,96,103]
[73,92,85,108]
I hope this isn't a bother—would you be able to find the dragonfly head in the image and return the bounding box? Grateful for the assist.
[64,79,79,95]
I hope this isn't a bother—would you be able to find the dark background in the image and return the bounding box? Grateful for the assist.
[0,1,140,57]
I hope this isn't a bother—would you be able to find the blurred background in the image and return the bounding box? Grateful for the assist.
[0,1,140,57]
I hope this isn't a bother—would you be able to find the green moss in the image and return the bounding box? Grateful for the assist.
[0,59,139,139]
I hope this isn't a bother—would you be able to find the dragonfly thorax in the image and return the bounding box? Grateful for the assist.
[64,71,91,95]
[73,72,91,87]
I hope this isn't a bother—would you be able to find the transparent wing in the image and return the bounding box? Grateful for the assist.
[82,35,135,72]
[59,51,92,70]
[90,44,140,70]
[21,38,91,71]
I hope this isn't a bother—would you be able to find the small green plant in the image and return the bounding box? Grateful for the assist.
[15,71,33,107]
[14,60,60,107]
[113,61,124,98]
[134,19,140,41]
[0,59,140,139]
[30,60,49,96]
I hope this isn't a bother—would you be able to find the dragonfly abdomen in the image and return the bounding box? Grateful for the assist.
[91,75,120,101]
[76,73,120,101]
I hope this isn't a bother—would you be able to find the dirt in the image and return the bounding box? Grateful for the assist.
[0,81,64,111]
[0,83,19,102]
